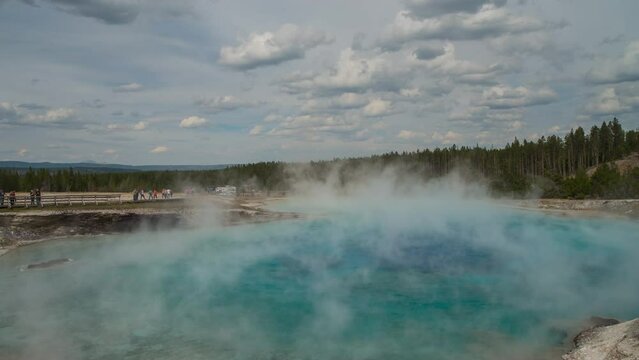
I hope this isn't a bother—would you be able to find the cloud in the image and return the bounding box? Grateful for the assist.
[249,125,263,136]
[104,149,117,155]
[194,95,258,113]
[132,121,147,130]
[106,121,147,131]
[583,87,639,116]
[381,5,548,47]
[363,99,393,117]
[432,130,463,144]
[219,24,333,70]
[1,102,80,128]
[586,41,639,84]
[420,43,513,85]
[413,45,445,60]
[448,105,524,132]
[405,0,507,18]
[487,32,576,69]
[150,146,169,154]
[397,129,462,144]
[179,115,207,128]
[17,148,28,157]
[18,0,199,25]
[266,114,361,140]
[479,85,558,109]
[280,48,411,96]
[113,82,143,93]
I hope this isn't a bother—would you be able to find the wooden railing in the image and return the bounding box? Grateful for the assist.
[0,194,122,208]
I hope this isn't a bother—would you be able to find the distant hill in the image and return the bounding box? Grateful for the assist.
[0,161,230,173]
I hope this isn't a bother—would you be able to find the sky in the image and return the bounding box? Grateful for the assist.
[0,0,638,165]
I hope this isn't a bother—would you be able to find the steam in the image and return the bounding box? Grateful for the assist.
[1,170,638,359]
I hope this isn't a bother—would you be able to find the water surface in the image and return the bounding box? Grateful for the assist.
[1,198,638,359]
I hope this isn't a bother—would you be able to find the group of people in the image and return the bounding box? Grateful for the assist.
[132,188,172,202]
[29,188,43,207]
[0,189,17,208]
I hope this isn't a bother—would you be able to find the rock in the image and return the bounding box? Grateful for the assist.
[563,318,639,360]
[26,258,72,269]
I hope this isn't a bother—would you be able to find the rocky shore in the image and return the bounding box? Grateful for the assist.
[563,318,639,360]
[0,197,300,253]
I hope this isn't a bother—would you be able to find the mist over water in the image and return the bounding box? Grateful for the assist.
[1,180,639,359]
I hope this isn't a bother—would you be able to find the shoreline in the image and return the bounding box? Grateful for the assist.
[0,195,300,256]
[2,196,638,257]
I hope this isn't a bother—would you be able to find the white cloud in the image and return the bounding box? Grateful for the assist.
[405,0,507,18]
[107,121,147,131]
[104,149,117,155]
[363,99,392,117]
[281,48,410,95]
[249,125,263,136]
[479,85,558,109]
[113,82,144,93]
[583,87,639,116]
[381,5,547,47]
[132,121,147,130]
[195,95,259,113]
[397,130,427,140]
[219,24,333,70]
[179,116,207,128]
[432,130,463,144]
[150,146,169,154]
[17,148,28,157]
[586,41,639,84]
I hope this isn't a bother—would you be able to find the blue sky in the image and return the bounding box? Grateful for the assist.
[1,0,638,165]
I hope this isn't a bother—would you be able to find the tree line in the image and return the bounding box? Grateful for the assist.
[1,118,638,199]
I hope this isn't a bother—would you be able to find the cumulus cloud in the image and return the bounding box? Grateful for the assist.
[397,129,462,144]
[432,130,463,144]
[479,85,558,109]
[266,114,360,140]
[113,82,143,93]
[281,48,411,96]
[420,43,513,85]
[381,5,548,47]
[583,87,639,116]
[586,41,639,84]
[150,146,169,154]
[405,0,507,18]
[179,116,207,128]
[249,125,263,136]
[449,105,524,132]
[17,148,28,157]
[363,99,393,117]
[106,121,147,131]
[0,102,80,127]
[219,24,333,70]
[194,95,259,113]
[18,0,199,25]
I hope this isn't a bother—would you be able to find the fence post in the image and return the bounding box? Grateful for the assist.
[119,195,122,204]
[54,196,58,206]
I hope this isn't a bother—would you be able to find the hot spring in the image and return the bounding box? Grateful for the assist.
[1,194,639,359]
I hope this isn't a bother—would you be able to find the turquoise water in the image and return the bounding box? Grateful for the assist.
[1,198,639,359]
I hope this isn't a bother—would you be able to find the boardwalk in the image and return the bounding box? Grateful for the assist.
[1,194,122,208]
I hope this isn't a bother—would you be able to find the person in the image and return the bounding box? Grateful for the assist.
[133,189,139,202]
[147,189,152,200]
[9,190,16,208]
[0,189,4,207]
[167,189,172,198]
[139,189,146,200]
[30,189,35,206]
[35,188,41,207]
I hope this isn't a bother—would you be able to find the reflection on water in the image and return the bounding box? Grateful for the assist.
[1,200,638,359]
